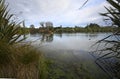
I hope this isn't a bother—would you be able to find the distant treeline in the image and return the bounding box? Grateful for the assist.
[23,23,116,34]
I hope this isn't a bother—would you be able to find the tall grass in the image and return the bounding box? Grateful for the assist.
[0,0,48,78]
[93,0,120,78]
[0,41,48,79]
[0,42,16,78]
[14,45,47,79]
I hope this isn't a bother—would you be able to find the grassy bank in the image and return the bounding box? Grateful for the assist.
[0,3,91,77]
[0,42,108,79]
[0,0,48,78]
[0,42,48,79]
[0,0,115,78]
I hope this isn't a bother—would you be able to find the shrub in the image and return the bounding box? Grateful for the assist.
[0,41,16,78]
[12,45,46,79]
[0,0,25,45]
[0,0,48,78]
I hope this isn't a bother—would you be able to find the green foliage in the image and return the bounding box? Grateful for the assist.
[45,59,94,79]
[30,24,39,34]
[100,0,120,27]
[0,42,47,79]
[0,42,11,65]
[16,46,39,65]
[14,45,46,79]
[0,43,15,78]
[38,56,48,79]
[0,0,25,44]
[85,23,100,32]
[37,24,114,33]
[0,0,47,78]
[98,0,120,60]
[94,0,120,78]
[19,21,29,35]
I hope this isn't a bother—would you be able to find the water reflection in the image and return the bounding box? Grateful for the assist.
[55,33,99,39]
[29,33,100,43]
[85,33,98,39]
[55,33,62,38]
[27,33,111,79]
[28,33,111,52]
[41,34,53,42]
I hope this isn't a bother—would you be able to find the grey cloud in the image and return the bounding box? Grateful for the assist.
[5,0,108,27]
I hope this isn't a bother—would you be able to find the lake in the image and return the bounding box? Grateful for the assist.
[25,33,112,79]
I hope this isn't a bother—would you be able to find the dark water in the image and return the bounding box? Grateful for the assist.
[25,33,112,79]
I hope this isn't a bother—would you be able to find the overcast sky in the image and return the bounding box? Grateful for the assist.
[6,0,109,27]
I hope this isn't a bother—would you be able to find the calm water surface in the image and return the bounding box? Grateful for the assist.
[25,33,112,62]
[25,33,112,79]
[26,33,111,53]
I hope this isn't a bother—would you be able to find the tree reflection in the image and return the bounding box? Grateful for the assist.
[86,33,98,40]
[88,33,98,38]
[41,34,53,42]
[56,33,62,38]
